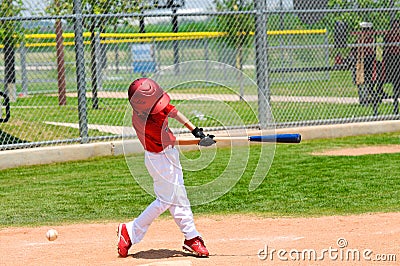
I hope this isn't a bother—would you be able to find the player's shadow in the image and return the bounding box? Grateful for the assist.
[132,249,198,259]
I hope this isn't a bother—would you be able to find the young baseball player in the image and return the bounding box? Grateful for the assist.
[117,78,214,258]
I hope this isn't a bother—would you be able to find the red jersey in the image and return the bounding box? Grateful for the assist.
[132,103,178,153]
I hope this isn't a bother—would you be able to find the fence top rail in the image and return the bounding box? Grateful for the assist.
[0,29,327,48]
[0,11,255,22]
[25,32,226,39]
[2,7,400,22]
[25,29,327,39]
[0,29,328,48]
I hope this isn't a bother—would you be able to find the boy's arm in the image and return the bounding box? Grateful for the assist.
[174,111,206,138]
[174,111,196,131]
[174,110,215,146]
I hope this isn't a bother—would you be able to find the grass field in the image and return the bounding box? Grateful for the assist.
[1,132,399,228]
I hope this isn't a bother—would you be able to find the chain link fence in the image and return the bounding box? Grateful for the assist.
[1,0,400,150]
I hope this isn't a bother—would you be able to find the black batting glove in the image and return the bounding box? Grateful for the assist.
[199,134,216,147]
[192,127,206,139]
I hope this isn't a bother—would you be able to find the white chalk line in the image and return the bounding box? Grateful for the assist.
[217,236,304,242]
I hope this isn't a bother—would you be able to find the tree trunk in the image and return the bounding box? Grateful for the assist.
[55,19,67,105]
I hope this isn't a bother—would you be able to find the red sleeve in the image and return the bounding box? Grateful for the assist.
[163,104,178,118]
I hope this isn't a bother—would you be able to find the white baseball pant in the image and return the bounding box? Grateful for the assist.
[126,146,200,244]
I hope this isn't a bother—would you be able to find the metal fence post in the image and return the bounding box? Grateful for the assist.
[279,0,285,84]
[115,43,119,74]
[204,38,209,81]
[73,0,88,143]
[20,42,28,95]
[172,7,180,74]
[94,32,103,92]
[324,29,330,80]
[254,0,271,128]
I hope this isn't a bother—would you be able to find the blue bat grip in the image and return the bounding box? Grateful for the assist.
[249,134,301,143]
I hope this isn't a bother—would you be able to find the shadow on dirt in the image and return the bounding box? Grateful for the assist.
[132,249,200,259]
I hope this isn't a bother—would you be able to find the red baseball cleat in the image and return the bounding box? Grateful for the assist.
[182,236,209,257]
[117,223,132,257]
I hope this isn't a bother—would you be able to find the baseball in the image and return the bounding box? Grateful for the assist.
[46,229,58,241]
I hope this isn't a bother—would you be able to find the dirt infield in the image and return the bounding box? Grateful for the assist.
[1,213,399,265]
[312,145,400,156]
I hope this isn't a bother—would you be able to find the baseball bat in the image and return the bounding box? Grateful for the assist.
[214,134,301,143]
[176,134,301,145]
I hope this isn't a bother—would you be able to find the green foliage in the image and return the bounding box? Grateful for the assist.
[0,0,26,45]
[214,0,254,68]
[325,0,394,31]
[45,0,150,30]
[44,0,73,16]
[214,0,255,69]
[214,0,254,48]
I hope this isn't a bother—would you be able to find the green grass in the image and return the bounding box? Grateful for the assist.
[1,132,400,227]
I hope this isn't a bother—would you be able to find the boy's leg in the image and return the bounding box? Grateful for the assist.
[143,147,208,256]
[161,147,200,238]
[127,198,170,244]
[170,202,209,257]
[164,148,209,256]
[118,199,170,257]
[118,198,170,257]
[118,149,176,257]
[169,202,200,240]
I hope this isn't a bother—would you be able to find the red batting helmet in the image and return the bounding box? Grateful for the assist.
[128,78,170,114]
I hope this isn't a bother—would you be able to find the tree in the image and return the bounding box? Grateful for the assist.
[81,0,152,109]
[46,0,148,109]
[0,0,25,102]
[325,0,395,31]
[214,0,254,100]
[46,0,72,106]
[214,0,254,70]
